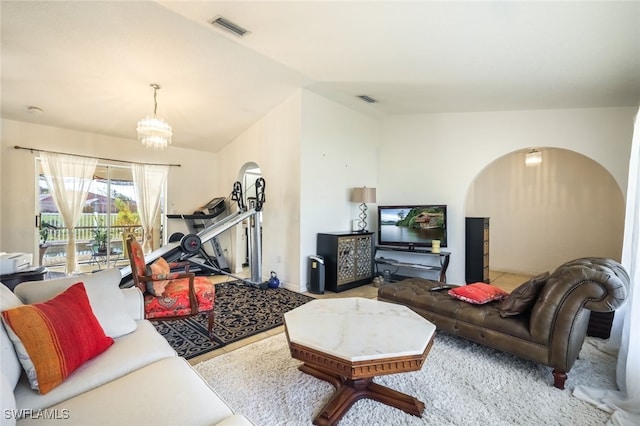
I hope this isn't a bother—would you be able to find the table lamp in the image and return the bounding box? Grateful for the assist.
[351,187,376,232]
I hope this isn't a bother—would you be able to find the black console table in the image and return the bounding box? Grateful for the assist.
[1,266,48,291]
[374,246,450,282]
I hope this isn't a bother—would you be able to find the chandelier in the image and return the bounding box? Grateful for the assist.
[137,83,172,150]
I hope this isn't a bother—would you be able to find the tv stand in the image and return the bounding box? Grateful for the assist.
[374,245,450,282]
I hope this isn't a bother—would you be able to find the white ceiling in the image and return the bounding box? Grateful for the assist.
[2,1,639,153]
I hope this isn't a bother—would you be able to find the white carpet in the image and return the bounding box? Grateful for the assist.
[194,332,617,425]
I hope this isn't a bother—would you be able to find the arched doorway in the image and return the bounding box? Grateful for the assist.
[465,147,624,275]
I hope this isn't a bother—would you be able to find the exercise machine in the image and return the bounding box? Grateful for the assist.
[119,179,266,288]
[166,196,231,274]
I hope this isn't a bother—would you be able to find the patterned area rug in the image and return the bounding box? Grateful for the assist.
[151,281,315,359]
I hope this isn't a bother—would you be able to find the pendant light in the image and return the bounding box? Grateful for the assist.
[137,83,172,150]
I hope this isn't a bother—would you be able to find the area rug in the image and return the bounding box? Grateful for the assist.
[152,281,314,359]
[194,332,617,425]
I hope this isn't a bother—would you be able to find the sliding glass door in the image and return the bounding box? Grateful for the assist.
[38,162,163,272]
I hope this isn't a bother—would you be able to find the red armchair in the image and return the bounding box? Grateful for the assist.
[125,235,214,337]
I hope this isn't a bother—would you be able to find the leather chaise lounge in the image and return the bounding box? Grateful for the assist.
[378,257,629,389]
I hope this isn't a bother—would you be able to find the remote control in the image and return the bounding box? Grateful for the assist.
[430,285,454,291]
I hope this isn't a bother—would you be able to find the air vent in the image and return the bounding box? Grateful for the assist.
[357,95,377,103]
[210,15,250,37]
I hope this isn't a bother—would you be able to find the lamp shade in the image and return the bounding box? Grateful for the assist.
[525,149,542,167]
[351,187,376,203]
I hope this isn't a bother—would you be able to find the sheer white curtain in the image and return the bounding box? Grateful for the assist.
[40,152,97,274]
[574,108,640,425]
[131,164,169,253]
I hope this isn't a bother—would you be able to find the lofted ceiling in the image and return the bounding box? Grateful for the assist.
[2,1,639,153]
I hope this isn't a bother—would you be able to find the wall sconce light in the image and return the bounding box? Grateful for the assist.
[351,187,376,232]
[525,149,542,167]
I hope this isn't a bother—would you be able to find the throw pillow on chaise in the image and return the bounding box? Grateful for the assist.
[498,271,551,317]
[448,282,509,305]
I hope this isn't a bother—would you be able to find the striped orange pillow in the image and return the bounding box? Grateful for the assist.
[1,282,113,394]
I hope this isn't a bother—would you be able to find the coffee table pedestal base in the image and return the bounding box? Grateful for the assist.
[284,299,436,426]
[299,363,425,426]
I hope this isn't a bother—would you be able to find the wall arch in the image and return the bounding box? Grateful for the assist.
[464,147,624,275]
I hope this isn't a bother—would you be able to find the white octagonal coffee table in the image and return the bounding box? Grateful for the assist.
[284,297,436,426]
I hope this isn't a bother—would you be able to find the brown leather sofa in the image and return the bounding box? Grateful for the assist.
[377,257,629,389]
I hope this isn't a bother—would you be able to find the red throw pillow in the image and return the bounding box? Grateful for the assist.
[1,282,114,394]
[448,282,509,305]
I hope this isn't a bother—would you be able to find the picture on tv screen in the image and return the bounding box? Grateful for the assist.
[377,205,447,248]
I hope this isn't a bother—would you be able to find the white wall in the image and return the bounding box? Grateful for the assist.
[216,89,379,292]
[215,91,302,289]
[2,105,634,290]
[466,148,624,275]
[379,107,636,283]
[0,119,219,258]
[299,90,379,291]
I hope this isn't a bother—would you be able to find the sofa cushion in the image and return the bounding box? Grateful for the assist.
[448,282,509,305]
[14,320,176,412]
[1,283,114,394]
[15,357,242,426]
[1,371,17,426]
[0,283,24,390]
[121,287,145,320]
[14,268,136,338]
[499,272,550,317]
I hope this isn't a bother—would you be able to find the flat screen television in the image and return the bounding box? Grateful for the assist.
[377,205,447,249]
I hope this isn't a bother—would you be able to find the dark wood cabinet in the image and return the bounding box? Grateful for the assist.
[587,311,614,338]
[317,232,374,292]
[465,217,490,283]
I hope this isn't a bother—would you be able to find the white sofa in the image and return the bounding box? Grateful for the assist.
[0,268,253,426]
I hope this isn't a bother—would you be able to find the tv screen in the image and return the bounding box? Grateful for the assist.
[377,205,447,249]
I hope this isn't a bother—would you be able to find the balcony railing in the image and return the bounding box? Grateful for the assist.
[40,213,143,267]
[41,213,140,242]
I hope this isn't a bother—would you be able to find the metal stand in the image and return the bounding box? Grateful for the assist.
[247,198,262,284]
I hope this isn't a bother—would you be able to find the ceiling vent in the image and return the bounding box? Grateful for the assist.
[357,95,377,103]
[210,16,250,37]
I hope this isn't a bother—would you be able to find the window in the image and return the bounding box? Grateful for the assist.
[38,162,164,272]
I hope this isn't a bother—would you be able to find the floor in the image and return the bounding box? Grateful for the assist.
[186,270,532,366]
[488,270,533,292]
